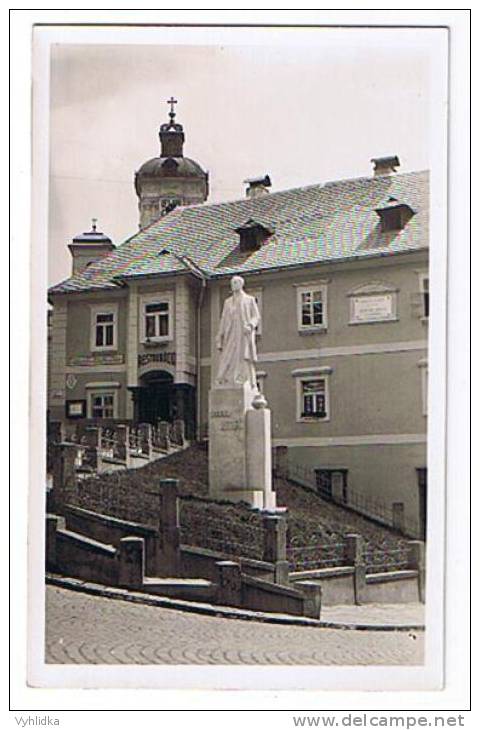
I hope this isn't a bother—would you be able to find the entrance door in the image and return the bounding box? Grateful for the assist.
[417,467,427,540]
[138,371,173,425]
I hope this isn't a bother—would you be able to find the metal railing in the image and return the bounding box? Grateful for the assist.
[285,459,421,539]
[363,544,411,574]
[286,541,346,571]
[100,428,124,461]
[179,502,265,561]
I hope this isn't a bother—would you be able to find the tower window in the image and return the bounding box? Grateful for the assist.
[161,198,182,215]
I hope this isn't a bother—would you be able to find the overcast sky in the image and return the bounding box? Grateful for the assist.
[48,30,434,286]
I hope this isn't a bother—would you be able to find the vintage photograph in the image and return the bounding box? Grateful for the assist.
[31,23,449,687]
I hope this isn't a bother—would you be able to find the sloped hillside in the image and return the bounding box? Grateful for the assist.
[74,443,408,568]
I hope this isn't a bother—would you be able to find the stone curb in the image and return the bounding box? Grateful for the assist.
[46,573,425,632]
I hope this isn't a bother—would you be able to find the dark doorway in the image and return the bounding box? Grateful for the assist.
[315,469,348,502]
[417,467,427,540]
[137,371,174,425]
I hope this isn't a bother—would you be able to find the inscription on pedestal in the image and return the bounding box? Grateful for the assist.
[209,384,255,497]
[220,420,242,432]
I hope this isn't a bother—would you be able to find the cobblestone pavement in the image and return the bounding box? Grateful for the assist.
[45,587,424,666]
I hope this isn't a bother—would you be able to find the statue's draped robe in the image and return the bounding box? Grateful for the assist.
[216,292,260,386]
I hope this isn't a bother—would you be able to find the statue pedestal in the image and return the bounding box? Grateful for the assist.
[208,383,277,511]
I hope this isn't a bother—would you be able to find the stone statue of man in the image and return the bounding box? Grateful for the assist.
[215,275,260,388]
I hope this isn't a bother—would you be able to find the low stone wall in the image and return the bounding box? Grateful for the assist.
[56,528,119,585]
[290,565,420,605]
[364,570,419,603]
[290,567,356,606]
[180,545,275,582]
[64,505,160,577]
[241,574,306,616]
[129,455,151,470]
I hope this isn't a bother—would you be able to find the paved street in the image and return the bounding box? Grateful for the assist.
[45,586,424,666]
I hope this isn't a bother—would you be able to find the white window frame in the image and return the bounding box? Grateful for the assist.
[87,389,118,419]
[418,272,429,321]
[296,283,328,333]
[90,303,118,352]
[139,291,174,344]
[292,367,332,422]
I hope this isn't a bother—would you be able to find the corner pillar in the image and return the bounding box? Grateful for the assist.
[215,560,242,607]
[263,515,289,584]
[118,537,145,589]
[159,478,181,575]
[345,533,367,605]
[408,540,426,603]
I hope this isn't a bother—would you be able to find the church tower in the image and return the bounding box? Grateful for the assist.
[134,97,209,229]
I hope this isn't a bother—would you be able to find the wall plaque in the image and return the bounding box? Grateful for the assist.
[65,399,87,419]
[69,353,125,366]
[351,293,395,323]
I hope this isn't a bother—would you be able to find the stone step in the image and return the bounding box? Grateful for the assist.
[141,576,217,602]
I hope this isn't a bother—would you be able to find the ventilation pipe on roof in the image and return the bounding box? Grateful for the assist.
[244,175,272,198]
[371,156,400,176]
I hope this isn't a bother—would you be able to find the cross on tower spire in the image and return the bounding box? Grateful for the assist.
[167,96,177,122]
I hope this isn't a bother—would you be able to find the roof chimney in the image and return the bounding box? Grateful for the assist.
[371,156,400,176]
[244,174,271,198]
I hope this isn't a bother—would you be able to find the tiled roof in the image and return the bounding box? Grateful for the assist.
[49,170,429,295]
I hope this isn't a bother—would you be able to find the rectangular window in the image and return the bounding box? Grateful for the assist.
[90,392,115,419]
[421,275,429,318]
[297,284,328,331]
[301,379,327,419]
[95,313,114,347]
[90,305,118,351]
[145,302,169,339]
[141,294,173,342]
[302,290,323,326]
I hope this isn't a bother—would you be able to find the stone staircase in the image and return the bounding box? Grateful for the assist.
[48,511,221,604]
[46,493,321,618]
[48,420,190,479]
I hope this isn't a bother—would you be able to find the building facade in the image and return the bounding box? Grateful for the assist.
[48,110,429,537]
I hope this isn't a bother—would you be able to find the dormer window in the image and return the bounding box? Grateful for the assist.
[375,198,415,232]
[235,219,273,252]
